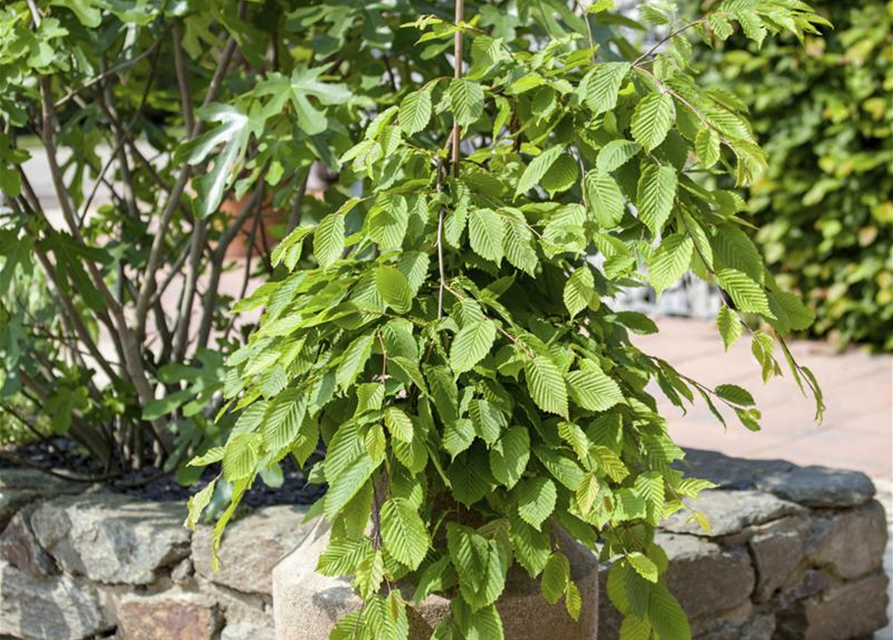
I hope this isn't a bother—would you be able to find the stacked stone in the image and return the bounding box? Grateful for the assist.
[599,450,889,640]
[0,470,309,640]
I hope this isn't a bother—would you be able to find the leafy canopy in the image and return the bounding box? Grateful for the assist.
[188,1,828,639]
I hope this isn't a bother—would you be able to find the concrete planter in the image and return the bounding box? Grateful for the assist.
[272,523,600,640]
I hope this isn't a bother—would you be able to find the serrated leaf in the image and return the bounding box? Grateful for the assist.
[515,146,565,197]
[541,552,570,604]
[450,320,497,374]
[716,306,742,351]
[525,354,568,417]
[649,234,694,296]
[336,334,375,390]
[695,128,721,167]
[449,78,485,128]
[444,418,476,459]
[261,389,307,452]
[381,497,429,570]
[564,266,596,319]
[516,477,557,530]
[597,139,642,174]
[566,580,582,621]
[384,406,415,443]
[585,170,625,228]
[566,362,623,412]
[184,478,217,530]
[502,210,539,276]
[375,266,413,314]
[541,154,580,196]
[489,426,530,489]
[647,583,692,640]
[716,269,773,317]
[314,213,344,269]
[400,89,433,135]
[714,383,755,407]
[582,62,631,114]
[508,511,551,578]
[469,208,505,264]
[631,92,674,152]
[452,599,504,640]
[637,164,677,235]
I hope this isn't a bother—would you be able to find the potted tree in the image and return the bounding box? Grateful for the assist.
[188,1,828,639]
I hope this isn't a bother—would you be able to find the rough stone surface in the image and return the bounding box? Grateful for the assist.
[662,490,804,538]
[748,518,805,602]
[755,466,876,508]
[273,524,599,640]
[192,505,312,595]
[693,610,775,640]
[775,572,890,640]
[805,500,888,580]
[0,507,56,576]
[30,493,190,585]
[0,468,78,530]
[221,620,276,640]
[657,532,755,620]
[682,449,796,491]
[0,560,112,639]
[116,589,221,640]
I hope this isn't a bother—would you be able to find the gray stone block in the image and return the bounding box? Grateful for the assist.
[657,532,755,620]
[755,466,876,508]
[663,490,804,538]
[805,500,888,580]
[30,493,190,585]
[0,468,80,531]
[0,560,112,640]
[192,505,313,596]
[775,572,890,640]
[748,518,806,602]
[0,506,56,576]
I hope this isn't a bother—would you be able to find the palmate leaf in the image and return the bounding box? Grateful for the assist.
[637,164,678,235]
[450,320,497,374]
[631,91,674,152]
[524,354,568,417]
[381,497,429,570]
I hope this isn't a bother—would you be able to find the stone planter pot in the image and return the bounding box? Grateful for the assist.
[272,523,599,640]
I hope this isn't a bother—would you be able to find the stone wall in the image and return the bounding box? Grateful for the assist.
[0,451,888,640]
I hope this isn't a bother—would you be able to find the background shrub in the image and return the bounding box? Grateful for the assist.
[699,0,893,350]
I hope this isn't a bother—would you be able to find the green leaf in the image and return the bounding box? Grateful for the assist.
[452,600,505,640]
[563,266,596,319]
[716,269,773,317]
[541,154,580,196]
[184,478,217,530]
[444,419,476,459]
[631,92,674,152]
[447,523,510,611]
[649,234,694,296]
[489,427,530,489]
[400,89,433,135]
[508,511,551,578]
[376,265,413,314]
[714,383,755,407]
[469,398,506,445]
[647,583,692,640]
[637,164,677,235]
[620,616,653,640]
[541,552,570,604]
[516,477,557,530]
[585,170,625,229]
[449,79,485,128]
[222,433,259,481]
[381,497,430,570]
[384,406,415,443]
[582,62,631,114]
[695,128,721,167]
[324,454,374,518]
[515,146,566,197]
[450,320,497,374]
[597,139,642,174]
[261,389,307,452]
[627,552,658,583]
[314,213,345,269]
[502,209,539,275]
[566,580,582,621]
[716,306,742,351]
[525,354,568,417]
[566,362,623,412]
[336,334,375,390]
[469,209,506,264]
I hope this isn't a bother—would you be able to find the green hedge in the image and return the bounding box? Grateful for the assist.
[705,0,892,350]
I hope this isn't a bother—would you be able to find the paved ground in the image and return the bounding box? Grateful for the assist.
[636,317,893,638]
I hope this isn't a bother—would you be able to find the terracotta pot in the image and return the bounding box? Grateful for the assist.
[218,193,286,259]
